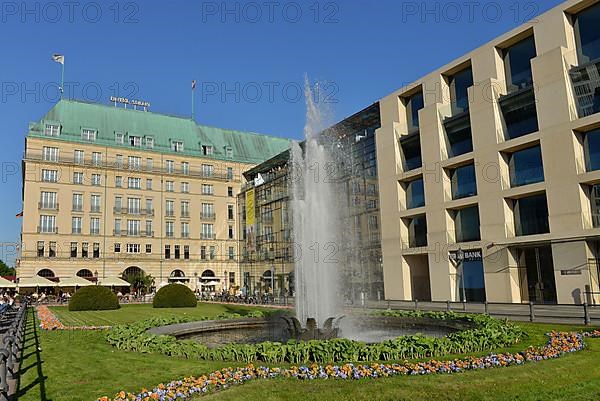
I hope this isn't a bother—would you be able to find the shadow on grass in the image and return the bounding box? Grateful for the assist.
[16,308,51,401]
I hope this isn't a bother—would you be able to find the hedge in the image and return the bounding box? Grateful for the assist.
[153,284,197,308]
[68,286,120,311]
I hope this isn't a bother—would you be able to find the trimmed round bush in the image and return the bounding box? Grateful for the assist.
[153,284,197,308]
[68,286,120,311]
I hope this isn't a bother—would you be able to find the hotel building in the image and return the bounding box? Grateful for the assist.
[19,99,289,288]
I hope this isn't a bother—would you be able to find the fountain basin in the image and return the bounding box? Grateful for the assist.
[147,315,474,348]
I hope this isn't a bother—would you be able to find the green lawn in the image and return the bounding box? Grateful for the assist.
[17,306,600,401]
[49,302,272,326]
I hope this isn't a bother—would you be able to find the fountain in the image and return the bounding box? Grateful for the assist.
[290,78,345,329]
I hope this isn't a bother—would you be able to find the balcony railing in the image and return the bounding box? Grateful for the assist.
[181,211,190,218]
[113,207,155,216]
[37,226,58,233]
[569,59,600,119]
[201,233,216,240]
[165,210,175,217]
[90,206,101,213]
[38,202,59,211]
[113,229,154,237]
[201,212,216,221]
[72,205,83,212]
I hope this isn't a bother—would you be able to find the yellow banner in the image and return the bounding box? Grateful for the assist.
[246,189,256,252]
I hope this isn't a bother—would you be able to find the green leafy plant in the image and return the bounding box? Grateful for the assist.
[152,284,197,308]
[68,286,120,311]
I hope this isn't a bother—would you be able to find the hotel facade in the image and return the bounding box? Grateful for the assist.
[18,99,289,289]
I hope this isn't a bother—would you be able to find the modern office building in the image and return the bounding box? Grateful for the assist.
[377,0,600,305]
[237,104,384,301]
[18,99,290,289]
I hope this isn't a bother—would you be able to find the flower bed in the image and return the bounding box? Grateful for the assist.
[105,311,524,364]
[97,329,600,401]
[37,305,111,331]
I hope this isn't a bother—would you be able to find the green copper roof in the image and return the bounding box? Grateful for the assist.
[28,99,291,164]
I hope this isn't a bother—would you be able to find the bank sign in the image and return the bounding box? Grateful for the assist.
[110,96,151,109]
[449,249,482,263]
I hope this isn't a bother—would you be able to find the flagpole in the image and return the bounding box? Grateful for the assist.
[191,82,195,121]
[60,62,65,99]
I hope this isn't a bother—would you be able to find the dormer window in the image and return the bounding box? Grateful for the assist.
[202,145,213,155]
[130,135,141,147]
[115,132,125,144]
[44,123,60,137]
[145,137,154,149]
[171,140,184,152]
[225,147,233,158]
[81,128,97,141]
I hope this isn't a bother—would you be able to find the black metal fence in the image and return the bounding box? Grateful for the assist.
[0,302,28,401]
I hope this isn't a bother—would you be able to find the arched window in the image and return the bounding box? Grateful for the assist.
[170,269,185,278]
[37,269,55,278]
[76,269,94,278]
[200,269,215,279]
[122,266,144,277]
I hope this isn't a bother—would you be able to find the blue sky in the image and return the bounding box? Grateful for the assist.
[0,0,563,264]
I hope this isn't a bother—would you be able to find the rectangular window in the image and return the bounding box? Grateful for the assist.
[499,86,539,139]
[40,191,57,209]
[508,145,544,187]
[202,184,214,195]
[72,193,83,212]
[448,66,473,115]
[228,204,234,220]
[115,154,123,168]
[451,164,477,199]
[91,194,101,213]
[165,245,171,259]
[166,200,174,217]
[514,193,550,236]
[114,219,121,234]
[93,243,100,258]
[145,198,153,213]
[128,156,141,170]
[184,245,190,259]
[407,214,427,248]
[146,244,152,253]
[453,206,481,242]
[227,167,233,180]
[127,244,141,253]
[400,135,422,171]
[202,145,213,155]
[128,177,141,189]
[202,164,213,177]
[146,179,152,190]
[573,2,600,64]
[114,243,121,253]
[228,246,235,260]
[130,136,141,147]
[127,197,141,214]
[202,203,214,219]
[43,146,59,162]
[166,181,174,192]
[42,169,58,182]
[145,220,153,236]
[81,128,97,141]
[225,147,233,158]
[406,178,425,209]
[146,158,153,171]
[73,172,84,185]
[171,140,184,152]
[202,223,214,239]
[90,218,100,235]
[590,184,600,228]
[165,160,174,173]
[127,220,140,236]
[228,186,234,197]
[209,246,216,260]
[72,217,82,234]
[70,242,77,258]
[37,241,44,257]
[200,245,206,260]
[503,35,537,93]
[115,176,123,188]
[145,137,154,149]
[404,91,424,132]
[82,242,88,258]
[181,222,190,238]
[44,123,60,136]
[74,150,84,164]
[181,162,189,175]
[181,182,189,193]
[39,215,57,233]
[166,221,174,237]
[174,245,180,259]
[228,225,234,239]
[92,152,102,166]
[49,241,56,257]
[114,196,122,210]
[444,113,473,157]
[91,173,101,186]
[181,201,189,217]
[115,132,125,144]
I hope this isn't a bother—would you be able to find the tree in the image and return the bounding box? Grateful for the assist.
[122,271,154,295]
[0,260,15,277]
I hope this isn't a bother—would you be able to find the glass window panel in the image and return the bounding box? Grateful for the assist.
[515,194,550,236]
[408,215,427,248]
[504,36,537,92]
[574,2,600,64]
[454,206,481,242]
[451,164,477,199]
[449,67,473,114]
[509,146,544,186]
[406,178,425,209]
[400,135,422,171]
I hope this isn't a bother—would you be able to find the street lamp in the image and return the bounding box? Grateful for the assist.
[456,248,466,303]
[94,270,99,286]
[224,270,228,292]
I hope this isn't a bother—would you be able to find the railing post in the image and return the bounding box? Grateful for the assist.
[484,301,489,315]
[414,299,419,311]
[0,349,8,401]
[583,302,591,326]
[529,302,535,322]
[463,301,467,311]
[387,300,391,309]
[2,338,13,382]
[446,300,451,311]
